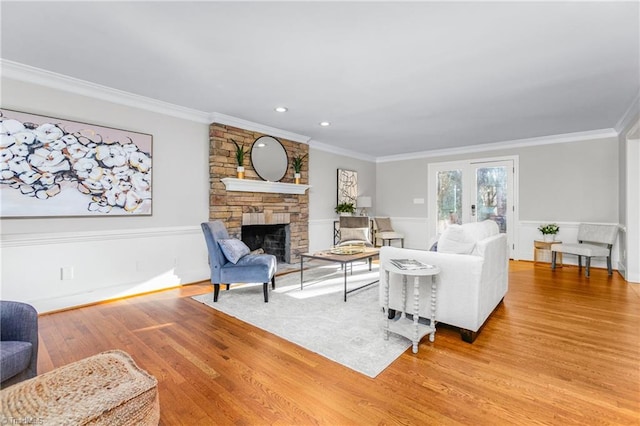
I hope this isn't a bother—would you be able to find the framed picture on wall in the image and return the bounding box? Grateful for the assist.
[337,168,358,205]
[0,109,153,217]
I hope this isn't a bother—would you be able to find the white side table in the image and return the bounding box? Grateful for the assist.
[383,261,440,353]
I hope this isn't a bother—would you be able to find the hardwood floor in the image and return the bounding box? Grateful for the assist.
[36,262,640,425]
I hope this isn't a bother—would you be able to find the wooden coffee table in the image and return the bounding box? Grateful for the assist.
[300,246,380,301]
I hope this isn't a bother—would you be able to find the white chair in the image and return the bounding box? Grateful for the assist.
[337,216,373,247]
[551,224,619,277]
[373,217,404,247]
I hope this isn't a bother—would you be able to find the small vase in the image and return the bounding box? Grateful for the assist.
[294,172,301,184]
[543,234,555,242]
[237,166,245,179]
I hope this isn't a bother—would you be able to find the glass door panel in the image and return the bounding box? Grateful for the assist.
[436,170,462,234]
[475,166,508,233]
[429,157,516,258]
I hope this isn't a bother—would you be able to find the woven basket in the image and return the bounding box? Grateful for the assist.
[0,349,159,425]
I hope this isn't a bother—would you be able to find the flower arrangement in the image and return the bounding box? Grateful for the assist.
[538,223,560,235]
[335,202,356,214]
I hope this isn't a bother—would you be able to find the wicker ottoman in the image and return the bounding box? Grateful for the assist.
[0,350,159,425]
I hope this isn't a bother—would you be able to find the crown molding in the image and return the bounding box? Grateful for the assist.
[309,139,377,163]
[210,112,311,144]
[615,91,640,135]
[1,59,211,123]
[375,128,619,163]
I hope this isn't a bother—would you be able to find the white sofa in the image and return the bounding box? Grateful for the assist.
[378,220,508,343]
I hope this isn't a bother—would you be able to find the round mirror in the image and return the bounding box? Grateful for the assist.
[251,136,288,182]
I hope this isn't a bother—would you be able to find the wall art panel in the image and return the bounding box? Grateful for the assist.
[0,109,152,217]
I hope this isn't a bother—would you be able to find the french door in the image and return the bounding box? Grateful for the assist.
[428,157,517,258]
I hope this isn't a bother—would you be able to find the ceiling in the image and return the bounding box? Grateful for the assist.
[1,1,639,159]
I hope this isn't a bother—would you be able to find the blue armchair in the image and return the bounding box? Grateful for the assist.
[201,221,277,302]
[1,301,38,388]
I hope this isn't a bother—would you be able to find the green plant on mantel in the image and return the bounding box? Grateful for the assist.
[335,202,356,214]
[292,154,307,173]
[231,139,245,166]
[538,223,560,235]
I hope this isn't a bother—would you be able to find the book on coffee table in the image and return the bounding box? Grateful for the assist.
[389,258,435,270]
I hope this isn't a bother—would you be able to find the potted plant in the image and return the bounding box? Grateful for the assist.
[291,154,307,184]
[335,202,356,216]
[538,223,560,242]
[231,139,245,179]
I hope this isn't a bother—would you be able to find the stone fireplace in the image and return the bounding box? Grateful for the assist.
[208,123,309,264]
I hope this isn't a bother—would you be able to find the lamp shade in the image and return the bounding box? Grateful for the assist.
[357,196,372,208]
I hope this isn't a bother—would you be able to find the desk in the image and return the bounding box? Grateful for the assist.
[534,240,562,266]
[382,261,440,353]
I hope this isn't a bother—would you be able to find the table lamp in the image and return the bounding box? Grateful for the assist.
[356,196,372,216]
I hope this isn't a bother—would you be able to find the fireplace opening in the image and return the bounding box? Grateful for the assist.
[241,224,290,264]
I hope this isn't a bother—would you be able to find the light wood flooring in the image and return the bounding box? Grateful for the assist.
[36,261,640,425]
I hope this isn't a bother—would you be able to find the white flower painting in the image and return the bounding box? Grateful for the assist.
[0,109,152,217]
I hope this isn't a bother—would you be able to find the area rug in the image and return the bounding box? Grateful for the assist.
[192,263,411,378]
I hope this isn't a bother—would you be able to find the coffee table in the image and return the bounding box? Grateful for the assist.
[300,247,380,301]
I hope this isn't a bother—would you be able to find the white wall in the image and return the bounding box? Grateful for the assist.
[308,147,376,252]
[0,78,211,312]
[375,134,623,266]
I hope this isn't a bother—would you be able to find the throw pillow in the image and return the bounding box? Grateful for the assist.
[218,238,251,264]
[437,225,476,254]
[374,217,394,232]
[339,227,371,245]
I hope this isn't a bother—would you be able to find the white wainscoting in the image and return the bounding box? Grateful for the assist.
[310,218,622,272]
[518,221,621,269]
[308,217,430,252]
[0,226,210,313]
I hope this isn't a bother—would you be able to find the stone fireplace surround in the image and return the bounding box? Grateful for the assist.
[209,123,309,264]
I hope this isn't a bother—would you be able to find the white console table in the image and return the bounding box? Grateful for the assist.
[383,261,440,353]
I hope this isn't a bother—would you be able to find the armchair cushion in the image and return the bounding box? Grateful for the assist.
[339,227,373,246]
[218,238,251,264]
[437,224,476,254]
[552,243,609,258]
[374,217,394,232]
[0,342,32,384]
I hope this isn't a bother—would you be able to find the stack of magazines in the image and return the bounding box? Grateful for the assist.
[389,259,435,270]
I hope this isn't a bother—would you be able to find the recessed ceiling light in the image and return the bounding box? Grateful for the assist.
[319,121,331,127]
[274,106,288,113]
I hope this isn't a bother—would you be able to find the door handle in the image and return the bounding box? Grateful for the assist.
[471,204,476,217]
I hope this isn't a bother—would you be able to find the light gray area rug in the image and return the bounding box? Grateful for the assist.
[192,262,411,378]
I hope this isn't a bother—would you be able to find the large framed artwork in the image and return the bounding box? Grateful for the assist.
[337,168,358,205]
[0,109,152,217]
